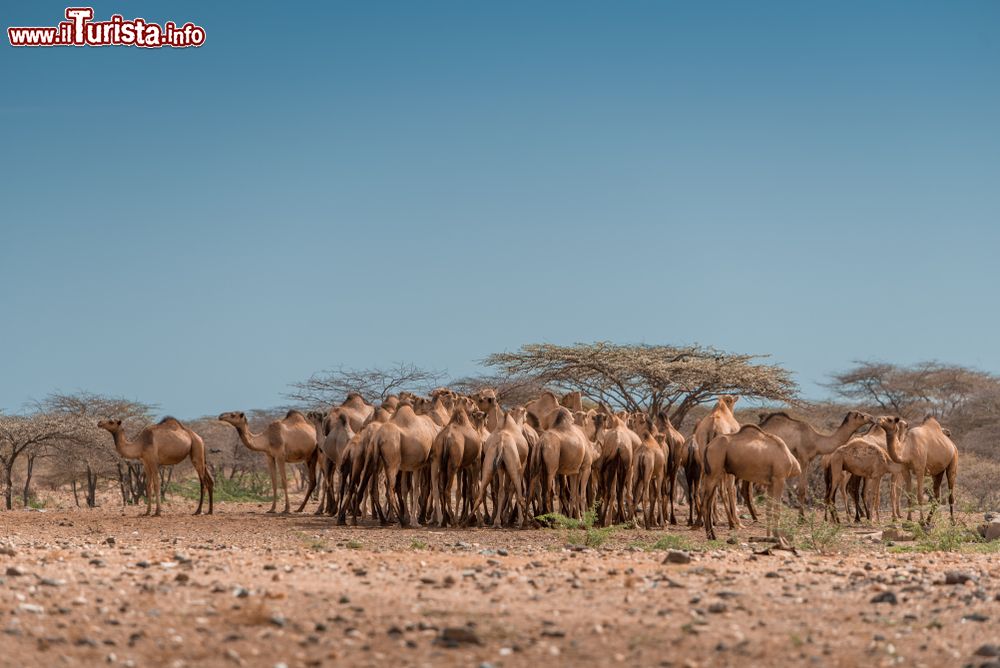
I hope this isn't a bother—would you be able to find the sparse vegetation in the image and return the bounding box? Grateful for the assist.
[536,507,624,548]
[170,473,271,503]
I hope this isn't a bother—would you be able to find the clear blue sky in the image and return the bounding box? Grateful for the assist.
[2,1,998,418]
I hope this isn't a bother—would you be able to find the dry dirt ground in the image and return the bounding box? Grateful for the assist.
[1,498,998,668]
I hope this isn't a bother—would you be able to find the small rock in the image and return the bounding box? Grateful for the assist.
[232,587,250,598]
[497,549,509,556]
[135,560,150,569]
[105,537,116,546]
[708,602,727,614]
[39,577,64,587]
[18,603,44,614]
[663,550,692,565]
[6,566,25,577]
[0,542,15,557]
[269,614,286,628]
[976,645,1000,657]
[871,591,898,605]
[962,613,989,623]
[435,627,482,647]
[943,571,975,585]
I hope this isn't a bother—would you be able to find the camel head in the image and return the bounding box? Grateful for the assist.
[876,415,908,440]
[218,411,247,428]
[720,395,739,410]
[592,411,609,432]
[508,406,527,425]
[471,389,499,413]
[469,410,487,430]
[97,418,123,433]
[842,410,875,431]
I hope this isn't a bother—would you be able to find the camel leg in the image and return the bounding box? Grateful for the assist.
[190,438,214,515]
[703,479,720,540]
[141,462,155,516]
[265,456,278,513]
[275,457,290,514]
[317,456,333,516]
[397,470,410,527]
[915,470,926,524]
[826,470,840,524]
[768,479,785,537]
[946,462,957,523]
[149,464,162,517]
[743,481,759,522]
[295,450,319,513]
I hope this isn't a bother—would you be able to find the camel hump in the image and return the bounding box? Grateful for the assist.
[737,424,765,435]
[552,408,573,427]
[758,411,792,425]
[284,409,307,421]
[157,416,183,428]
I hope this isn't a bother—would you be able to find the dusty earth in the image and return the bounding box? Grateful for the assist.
[1,498,998,668]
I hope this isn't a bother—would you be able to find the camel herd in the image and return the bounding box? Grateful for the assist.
[95,389,961,538]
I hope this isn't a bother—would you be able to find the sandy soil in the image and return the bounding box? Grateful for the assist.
[1,498,998,668]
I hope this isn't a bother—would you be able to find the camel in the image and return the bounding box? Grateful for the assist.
[825,422,907,524]
[631,416,666,529]
[525,391,563,430]
[98,417,214,516]
[758,410,873,511]
[218,410,318,514]
[343,406,393,524]
[654,409,686,525]
[359,403,440,526]
[328,393,374,432]
[430,406,484,526]
[470,411,530,527]
[317,412,355,517]
[531,407,590,518]
[471,389,503,431]
[592,412,634,526]
[687,396,741,527]
[701,425,801,540]
[880,415,959,523]
[560,391,583,412]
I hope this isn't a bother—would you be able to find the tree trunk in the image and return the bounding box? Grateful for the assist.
[86,466,98,508]
[3,463,13,511]
[22,454,35,508]
[72,479,81,508]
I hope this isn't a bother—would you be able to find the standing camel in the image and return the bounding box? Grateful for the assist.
[688,396,741,527]
[701,425,800,540]
[98,417,214,516]
[825,421,907,524]
[430,406,484,526]
[218,410,319,514]
[880,415,959,523]
[758,410,872,512]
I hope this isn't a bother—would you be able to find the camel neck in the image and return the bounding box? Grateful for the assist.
[111,428,141,460]
[236,423,265,451]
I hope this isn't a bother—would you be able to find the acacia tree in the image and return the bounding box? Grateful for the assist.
[40,392,157,507]
[484,342,797,424]
[827,361,997,422]
[286,363,446,406]
[0,412,86,510]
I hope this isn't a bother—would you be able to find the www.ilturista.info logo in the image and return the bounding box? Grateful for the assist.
[8,7,205,48]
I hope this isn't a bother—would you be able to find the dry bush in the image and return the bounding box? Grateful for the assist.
[957,453,1000,512]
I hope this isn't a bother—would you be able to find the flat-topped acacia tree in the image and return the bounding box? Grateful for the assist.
[484,342,797,425]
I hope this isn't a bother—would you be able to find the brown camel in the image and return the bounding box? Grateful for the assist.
[344,406,393,524]
[525,391,563,430]
[631,416,666,529]
[592,412,634,525]
[317,412,355,517]
[218,410,318,514]
[688,396,741,527]
[531,407,590,518]
[759,410,873,511]
[654,409,686,525]
[471,389,503,431]
[327,393,375,432]
[471,411,530,527]
[825,421,908,523]
[360,403,440,526]
[98,417,214,516]
[701,425,801,540]
[430,406,484,526]
[880,415,959,523]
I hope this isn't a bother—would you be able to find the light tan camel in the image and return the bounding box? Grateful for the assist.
[825,422,907,524]
[688,396,741,527]
[218,410,318,514]
[881,415,959,523]
[430,406,484,526]
[758,410,873,511]
[471,389,503,431]
[525,391,562,430]
[327,393,374,432]
[471,411,530,527]
[560,391,584,412]
[631,416,666,529]
[98,417,214,516]
[654,409,686,525]
[361,403,440,526]
[344,407,393,524]
[317,412,355,517]
[531,407,590,518]
[701,425,801,540]
[592,412,634,526]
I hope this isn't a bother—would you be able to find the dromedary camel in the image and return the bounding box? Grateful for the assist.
[218,410,318,514]
[880,415,959,523]
[592,412,634,526]
[758,410,872,511]
[431,406,484,526]
[701,425,801,540]
[688,395,741,527]
[631,416,666,529]
[361,403,440,526]
[470,410,530,528]
[825,420,907,524]
[531,407,590,518]
[654,409,686,525]
[98,417,214,516]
